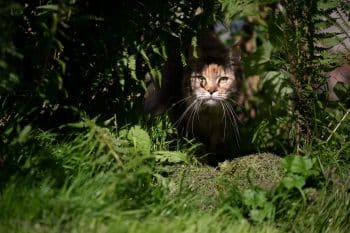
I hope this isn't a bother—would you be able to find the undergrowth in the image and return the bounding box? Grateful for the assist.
[1,0,350,232]
[0,117,349,233]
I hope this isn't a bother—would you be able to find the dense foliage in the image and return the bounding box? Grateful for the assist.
[1,0,349,151]
[0,0,350,232]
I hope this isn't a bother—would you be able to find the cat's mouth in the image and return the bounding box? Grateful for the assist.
[203,97,218,106]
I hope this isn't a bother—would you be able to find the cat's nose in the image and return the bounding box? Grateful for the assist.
[206,86,217,95]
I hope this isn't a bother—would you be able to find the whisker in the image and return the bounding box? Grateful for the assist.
[170,96,193,109]
[226,97,240,106]
[194,100,203,132]
[189,100,201,135]
[219,100,227,140]
[186,103,197,135]
[223,101,240,146]
[174,100,197,127]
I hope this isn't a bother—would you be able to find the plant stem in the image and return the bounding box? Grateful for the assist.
[326,108,350,143]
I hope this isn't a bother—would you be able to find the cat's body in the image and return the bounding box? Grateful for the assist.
[145,30,242,163]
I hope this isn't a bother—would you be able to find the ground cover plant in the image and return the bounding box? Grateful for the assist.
[1,0,350,232]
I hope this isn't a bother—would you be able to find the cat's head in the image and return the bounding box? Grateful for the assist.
[185,32,242,109]
[189,62,239,107]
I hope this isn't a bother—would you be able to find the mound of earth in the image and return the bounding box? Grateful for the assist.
[168,153,284,209]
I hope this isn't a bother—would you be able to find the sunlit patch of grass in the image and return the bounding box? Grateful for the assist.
[1,118,350,232]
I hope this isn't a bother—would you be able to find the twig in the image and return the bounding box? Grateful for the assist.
[326,108,350,143]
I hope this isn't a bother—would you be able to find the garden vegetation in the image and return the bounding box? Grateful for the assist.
[0,0,349,232]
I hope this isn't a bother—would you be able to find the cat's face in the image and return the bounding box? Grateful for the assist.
[189,63,238,107]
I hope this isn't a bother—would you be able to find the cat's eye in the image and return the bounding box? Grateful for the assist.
[195,76,206,86]
[196,76,206,81]
[219,76,229,82]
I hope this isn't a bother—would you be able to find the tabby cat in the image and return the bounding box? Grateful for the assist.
[145,31,242,163]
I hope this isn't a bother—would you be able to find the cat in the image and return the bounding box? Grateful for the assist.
[144,30,242,163]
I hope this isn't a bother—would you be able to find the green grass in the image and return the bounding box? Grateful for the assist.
[0,118,349,233]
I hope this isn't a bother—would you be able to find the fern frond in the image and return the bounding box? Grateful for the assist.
[318,2,350,56]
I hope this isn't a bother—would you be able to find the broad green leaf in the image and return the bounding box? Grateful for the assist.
[154,151,189,164]
[17,125,32,144]
[243,189,267,207]
[127,126,151,156]
[281,155,316,176]
[282,174,305,190]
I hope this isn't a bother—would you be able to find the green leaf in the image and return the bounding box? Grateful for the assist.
[0,60,7,69]
[17,125,32,144]
[282,174,305,190]
[191,36,198,58]
[281,155,316,176]
[127,126,151,156]
[250,202,274,223]
[252,120,269,144]
[262,71,293,97]
[37,4,59,11]
[243,189,267,207]
[220,0,260,19]
[122,54,137,80]
[154,151,189,164]
[244,41,273,76]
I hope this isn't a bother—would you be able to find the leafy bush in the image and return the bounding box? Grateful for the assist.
[1,0,350,232]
